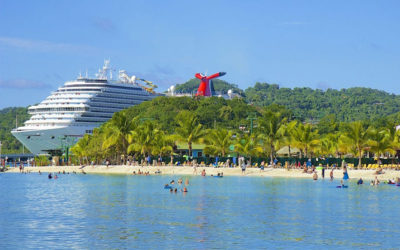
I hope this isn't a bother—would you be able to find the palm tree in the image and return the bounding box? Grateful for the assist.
[340,121,370,168]
[203,128,233,157]
[234,133,262,163]
[257,111,286,162]
[368,127,391,166]
[102,112,138,162]
[291,123,320,158]
[127,120,160,159]
[278,120,298,158]
[152,132,175,161]
[71,134,91,165]
[174,110,205,157]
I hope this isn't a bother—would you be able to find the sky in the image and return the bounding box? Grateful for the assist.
[0,0,400,108]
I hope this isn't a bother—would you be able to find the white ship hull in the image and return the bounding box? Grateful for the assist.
[12,125,96,155]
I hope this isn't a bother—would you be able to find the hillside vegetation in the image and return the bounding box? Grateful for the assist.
[244,83,400,122]
[0,107,30,153]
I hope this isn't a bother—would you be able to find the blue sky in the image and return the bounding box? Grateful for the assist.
[0,0,399,108]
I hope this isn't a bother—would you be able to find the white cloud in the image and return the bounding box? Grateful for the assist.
[0,79,51,89]
[0,37,95,52]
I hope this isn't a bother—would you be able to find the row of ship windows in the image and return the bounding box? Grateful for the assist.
[29,123,102,127]
[32,107,89,112]
[65,84,143,91]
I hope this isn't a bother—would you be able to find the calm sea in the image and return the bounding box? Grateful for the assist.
[0,173,399,249]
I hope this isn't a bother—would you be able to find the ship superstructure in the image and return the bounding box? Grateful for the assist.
[12,60,159,155]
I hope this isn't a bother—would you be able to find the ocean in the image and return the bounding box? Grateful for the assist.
[1,173,399,249]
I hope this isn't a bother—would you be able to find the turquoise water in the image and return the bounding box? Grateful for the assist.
[1,173,400,249]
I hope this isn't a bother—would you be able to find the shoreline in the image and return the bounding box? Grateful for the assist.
[5,165,400,181]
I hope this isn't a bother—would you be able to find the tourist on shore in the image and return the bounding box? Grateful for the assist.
[201,169,206,176]
[241,161,246,175]
[321,166,325,179]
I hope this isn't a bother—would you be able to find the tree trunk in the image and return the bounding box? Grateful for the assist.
[358,149,362,169]
[188,141,192,157]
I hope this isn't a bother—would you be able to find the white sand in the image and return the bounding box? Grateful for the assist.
[6,165,400,181]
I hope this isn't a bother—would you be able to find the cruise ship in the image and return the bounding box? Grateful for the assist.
[12,60,160,155]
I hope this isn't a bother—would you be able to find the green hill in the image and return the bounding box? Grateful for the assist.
[244,82,400,122]
[0,107,30,153]
[123,96,258,133]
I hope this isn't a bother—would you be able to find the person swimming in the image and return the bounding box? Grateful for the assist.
[357,178,363,185]
[48,173,52,179]
[182,187,188,192]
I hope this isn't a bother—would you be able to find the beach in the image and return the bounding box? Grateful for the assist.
[6,165,400,181]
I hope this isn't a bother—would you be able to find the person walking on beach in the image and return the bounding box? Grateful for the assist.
[241,161,246,175]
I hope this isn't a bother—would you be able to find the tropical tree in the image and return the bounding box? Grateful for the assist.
[257,111,286,161]
[234,133,262,163]
[127,120,160,158]
[291,123,320,158]
[278,120,298,158]
[203,128,233,157]
[152,132,175,160]
[368,128,391,166]
[174,110,205,157]
[340,121,370,168]
[71,134,91,165]
[102,112,138,161]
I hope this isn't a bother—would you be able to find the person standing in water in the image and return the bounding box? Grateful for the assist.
[343,166,349,180]
[321,165,325,179]
[330,169,334,181]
